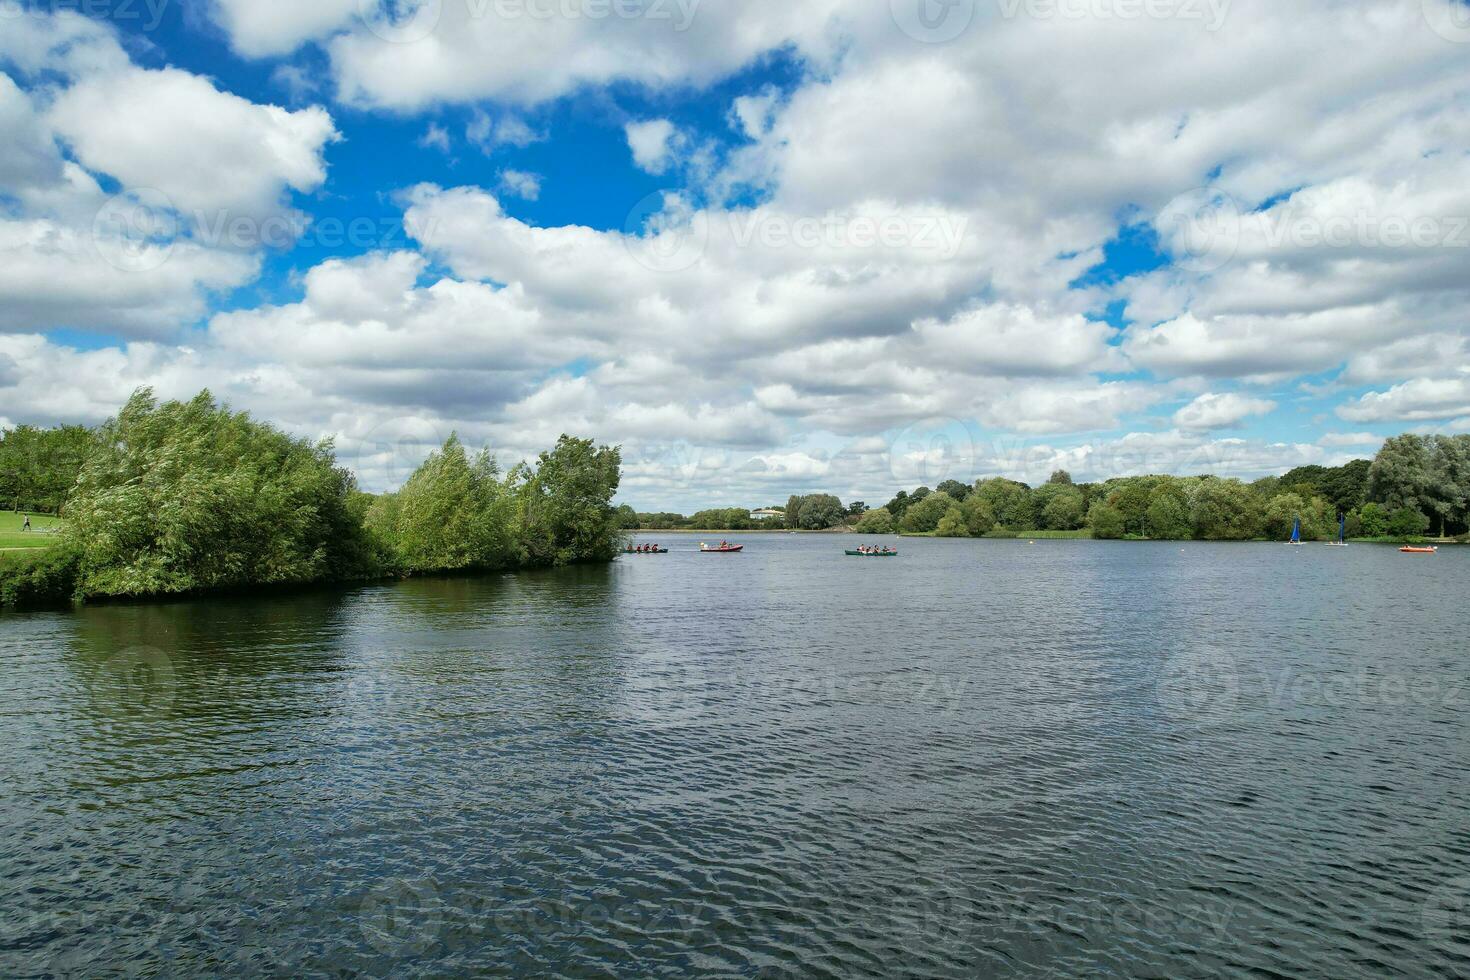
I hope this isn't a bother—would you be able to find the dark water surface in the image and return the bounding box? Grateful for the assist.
[3,535,1469,977]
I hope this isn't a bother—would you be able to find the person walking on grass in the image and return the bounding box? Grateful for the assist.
[22,515,31,532]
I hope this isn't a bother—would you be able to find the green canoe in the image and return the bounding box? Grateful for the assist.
[846,550,899,557]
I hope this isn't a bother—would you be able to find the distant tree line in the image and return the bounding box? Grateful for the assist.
[859,435,1469,542]
[626,495,866,531]
[1,390,624,609]
[0,424,94,514]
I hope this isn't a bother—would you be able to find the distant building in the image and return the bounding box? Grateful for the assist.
[750,508,784,522]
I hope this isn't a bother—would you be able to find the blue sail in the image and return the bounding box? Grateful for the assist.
[1339,514,1347,544]
[1291,518,1301,543]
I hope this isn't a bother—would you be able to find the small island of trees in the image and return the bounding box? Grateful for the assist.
[0,389,624,610]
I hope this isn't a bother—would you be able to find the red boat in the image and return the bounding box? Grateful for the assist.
[700,543,744,553]
[1400,546,1439,554]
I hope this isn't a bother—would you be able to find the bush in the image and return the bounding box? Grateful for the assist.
[935,506,969,537]
[0,542,82,609]
[1088,502,1126,540]
[900,491,956,534]
[1387,507,1430,539]
[854,508,896,534]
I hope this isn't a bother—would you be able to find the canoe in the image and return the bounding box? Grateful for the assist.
[623,548,669,554]
[1400,546,1438,554]
[700,545,744,553]
[846,550,899,557]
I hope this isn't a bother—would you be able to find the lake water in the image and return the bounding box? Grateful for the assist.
[2,534,1468,976]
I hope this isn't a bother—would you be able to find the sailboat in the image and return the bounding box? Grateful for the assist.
[1289,518,1303,546]
[1325,514,1349,547]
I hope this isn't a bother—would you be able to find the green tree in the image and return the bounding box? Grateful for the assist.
[615,504,640,530]
[935,506,970,537]
[1087,501,1126,540]
[1105,479,1153,537]
[973,479,1035,530]
[1034,483,1085,530]
[383,435,515,573]
[515,435,623,567]
[1358,502,1389,537]
[1048,469,1074,485]
[1189,478,1263,541]
[900,491,956,533]
[66,389,382,598]
[1388,507,1430,539]
[786,495,807,528]
[959,495,997,536]
[0,424,94,514]
[1263,493,1308,542]
[936,479,972,503]
[1145,490,1192,540]
[854,508,896,534]
[797,494,847,530]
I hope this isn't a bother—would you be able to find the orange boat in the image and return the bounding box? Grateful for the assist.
[1400,546,1439,554]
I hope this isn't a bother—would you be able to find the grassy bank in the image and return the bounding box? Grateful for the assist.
[0,512,61,550]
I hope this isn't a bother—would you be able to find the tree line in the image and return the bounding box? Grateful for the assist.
[1,390,624,609]
[622,494,871,531]
[853,435,1469,542]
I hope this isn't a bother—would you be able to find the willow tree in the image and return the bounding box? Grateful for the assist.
[66,389,379,598]
[382,434,516,574]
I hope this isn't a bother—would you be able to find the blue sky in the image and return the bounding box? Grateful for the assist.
[2,0,1469,510]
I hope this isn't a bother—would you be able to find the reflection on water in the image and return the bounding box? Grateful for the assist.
[2,536,1468,976]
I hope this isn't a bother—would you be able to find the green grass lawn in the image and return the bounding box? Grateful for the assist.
[0,512,61,550]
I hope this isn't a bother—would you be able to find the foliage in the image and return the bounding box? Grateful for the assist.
[854,507,896,534]
[936,480,972,503]
[1189,478,1264,541]
[900,491,956,534]
[796,493,847,530]
[638,512,690,529]
[515,435,624,567]
[1087,502,1126,540]
[1034,483,1086,530]
[959,495,997,537]
[370,435,516,574]
[935,506,969,537]
[66,390,383,599]
[0,542,83,608]
[615,504,641,530]
[1144,482,1193,540]
[1047,470,1074,485]
[1358,502,1389,537]
[1388,507,1430,539]
[0,424,94,514]
[973,479,1035,531]
[688,508,756,530]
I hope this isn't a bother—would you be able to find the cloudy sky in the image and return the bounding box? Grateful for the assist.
[2,0,1468,510]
